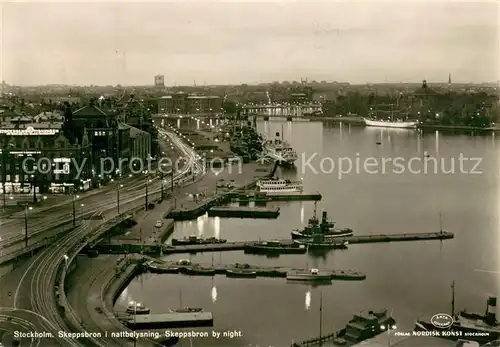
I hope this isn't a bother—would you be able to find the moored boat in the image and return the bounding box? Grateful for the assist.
[256,177,303,194]
[126,301,150,315]
[286,268,332,282]
[291,208,354,239]
[226,269,258,278]
[363,118,418,129]
[172,235,227,246]
[169,307,204,313]
[183,267,217,276]
[262,128,298,165]
[415,287,500,344]
[296,237,349,250]
[244,240,307,255]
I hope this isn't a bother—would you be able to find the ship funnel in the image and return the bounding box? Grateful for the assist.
[486,297,497,324]
[322,211,327,222]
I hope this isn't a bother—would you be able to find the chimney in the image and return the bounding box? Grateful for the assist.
[486,297,497,324]
[322,211,327,222]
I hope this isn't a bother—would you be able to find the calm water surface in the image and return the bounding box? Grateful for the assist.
[117,120,500,347]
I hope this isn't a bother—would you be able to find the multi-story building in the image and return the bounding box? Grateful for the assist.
[157,92,222,116]
[154,75,165,87]
[0,122,92,195]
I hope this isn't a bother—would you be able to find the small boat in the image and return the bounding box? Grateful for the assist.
[286,268,331,282]
[172,235,227,246]
[291,207,354,239]
[183,267,217,276]
[226,269,257,278]
[244,240,307,255]
[296,237,349,250]
[126,302,150,315]
[169,307,204,313]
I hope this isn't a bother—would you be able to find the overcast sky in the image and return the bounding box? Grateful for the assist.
[1,1,499,86]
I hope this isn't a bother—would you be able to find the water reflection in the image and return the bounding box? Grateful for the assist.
[211,285,218,303]
[214,217,220,239]
[305,289,311,310]
[197,214,208,236]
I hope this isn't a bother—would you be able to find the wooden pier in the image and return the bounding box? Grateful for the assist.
[88,231,454,256]
[207,206,280,218]
[125,312,213,329]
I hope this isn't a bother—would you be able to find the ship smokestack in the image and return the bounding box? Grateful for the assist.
[486,297,497,324]
[322,211,327,222]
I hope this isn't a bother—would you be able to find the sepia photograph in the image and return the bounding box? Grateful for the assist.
[0,1,499,346]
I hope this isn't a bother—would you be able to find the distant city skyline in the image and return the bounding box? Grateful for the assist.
[1,1,499,86]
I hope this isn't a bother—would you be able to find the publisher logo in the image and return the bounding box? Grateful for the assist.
[430,313,454,329]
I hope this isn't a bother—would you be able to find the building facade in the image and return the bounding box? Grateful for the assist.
[0,123,92,195]
[157,92,222,115]
[155,75,165,87]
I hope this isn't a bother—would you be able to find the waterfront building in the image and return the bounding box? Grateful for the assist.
[157,92,222,116]
[0,122,92,195]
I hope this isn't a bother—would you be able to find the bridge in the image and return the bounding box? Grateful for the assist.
[240,104,323,117]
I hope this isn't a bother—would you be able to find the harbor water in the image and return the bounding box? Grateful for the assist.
[117,120,500,347]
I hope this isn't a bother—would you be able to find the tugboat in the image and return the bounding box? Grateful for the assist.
[244,240,307,255]
[415,281,500,344]
[295,234,349,250]
[291,204,353,239]
[171,235,227,246]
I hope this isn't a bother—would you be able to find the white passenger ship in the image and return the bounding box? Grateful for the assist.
[256,178,303,194]
[363,118,418,129]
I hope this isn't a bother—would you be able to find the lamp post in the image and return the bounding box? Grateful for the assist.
[380,322,397,347]
[117,184,123,215]
[80,203,84,222]
[2,142,14,209]
[72,193,79,226]
[145,177,149,210]
[24,204,33,248]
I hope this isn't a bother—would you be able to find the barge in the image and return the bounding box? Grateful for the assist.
[244,240,307,255]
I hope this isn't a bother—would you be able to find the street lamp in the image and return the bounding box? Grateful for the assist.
[117,184,123,215]
[380,323,397,346]
[72,193,80,226]
[24,204,33,248]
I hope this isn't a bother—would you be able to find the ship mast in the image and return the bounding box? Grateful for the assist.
[319,290,323,346]
[451,280,455,316]
[439,212,443,232]
[313,201,317,220]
